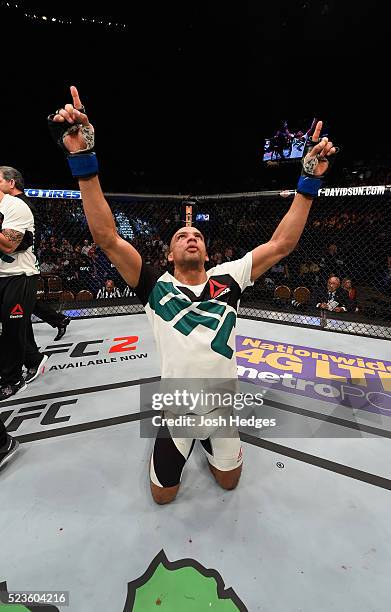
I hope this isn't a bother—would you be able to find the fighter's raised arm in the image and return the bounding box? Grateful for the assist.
[48,86,142,288]
[251,121,337,281]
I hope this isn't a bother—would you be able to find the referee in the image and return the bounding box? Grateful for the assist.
[0,167,71,342]
[0,171,47,469]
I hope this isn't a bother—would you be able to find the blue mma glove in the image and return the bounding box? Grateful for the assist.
[297,136,338,198]
[47,105,98,179]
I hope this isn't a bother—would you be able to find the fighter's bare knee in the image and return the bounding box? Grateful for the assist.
[150,481,180,505]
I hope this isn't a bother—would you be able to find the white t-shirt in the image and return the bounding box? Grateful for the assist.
[0,194,39,277]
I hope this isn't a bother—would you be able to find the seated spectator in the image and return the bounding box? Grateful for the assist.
[313,276,348,313]
[49,236,59,252]
[299,260,320,287]
[40,257,56,274]
[211,252,223,265]
[60,238,73,258]
[37,238,49,261]
[88,243,98,260]
[53,256,65,275]
[319,243,346,282]
[96,279,121,299]
[266,260,289,286]
[159,257,168,271]
[341,278,359,312]
[122,285,136,298]
[223,247,234,262]
[82,239,93,257]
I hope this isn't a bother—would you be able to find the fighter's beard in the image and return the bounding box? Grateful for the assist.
[182,257,204,271]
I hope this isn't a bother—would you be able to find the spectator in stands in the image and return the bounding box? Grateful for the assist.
[122,285,136,298]
[60,238,73,258]
[96,279,121,299]
[37,238,48,260]
[81,239,93,256]
[88,243,97,259]
[49,236,59,253]
[54,256,65,275]
[211,252,223,265]
[313,276,347,312]
[299,259,320,287]
[341,277,359,312]
[223,247,234,262]
[39,257,56,274]
[267,260,289,286]
[319,243,346,282]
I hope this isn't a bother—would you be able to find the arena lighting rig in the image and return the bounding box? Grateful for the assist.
[0,0,127,29]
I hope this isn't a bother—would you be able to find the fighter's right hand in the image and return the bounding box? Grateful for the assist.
[48,86,98,178]
[48,85,95,155]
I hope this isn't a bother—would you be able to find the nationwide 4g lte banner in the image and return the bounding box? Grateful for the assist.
[1,315,390,439]
[236,335,390,416]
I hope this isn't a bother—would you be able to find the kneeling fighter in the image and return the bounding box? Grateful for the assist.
[46,86,336,504]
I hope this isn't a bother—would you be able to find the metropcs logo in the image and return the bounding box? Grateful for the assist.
[209,279,230,298]
[10,304,24,319]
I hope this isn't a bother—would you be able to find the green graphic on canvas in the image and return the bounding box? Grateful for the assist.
[123,550,248,611]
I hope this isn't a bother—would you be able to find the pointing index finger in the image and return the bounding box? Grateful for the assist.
[70,85,83,110]
[312,120,323,141]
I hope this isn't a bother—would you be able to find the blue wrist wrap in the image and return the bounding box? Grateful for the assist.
[67,153,99,178]
[296,175,322,198]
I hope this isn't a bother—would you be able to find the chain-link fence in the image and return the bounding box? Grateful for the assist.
[30,185,391,339]
[32,193,186,319]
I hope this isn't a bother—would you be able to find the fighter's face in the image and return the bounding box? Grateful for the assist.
[168,227,208,268]
[0,174,13,195]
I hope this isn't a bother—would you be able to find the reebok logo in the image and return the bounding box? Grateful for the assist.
[209,279,230,299]
[10,304,24,319]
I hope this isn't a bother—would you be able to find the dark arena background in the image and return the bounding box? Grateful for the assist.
[1,1,391,611]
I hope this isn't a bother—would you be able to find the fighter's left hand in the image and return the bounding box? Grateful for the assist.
[305,121,337,177]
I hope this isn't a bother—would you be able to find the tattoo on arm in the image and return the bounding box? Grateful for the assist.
[2,229,24,249]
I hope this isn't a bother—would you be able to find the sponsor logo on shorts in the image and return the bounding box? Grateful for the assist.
[10,303,24,319]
